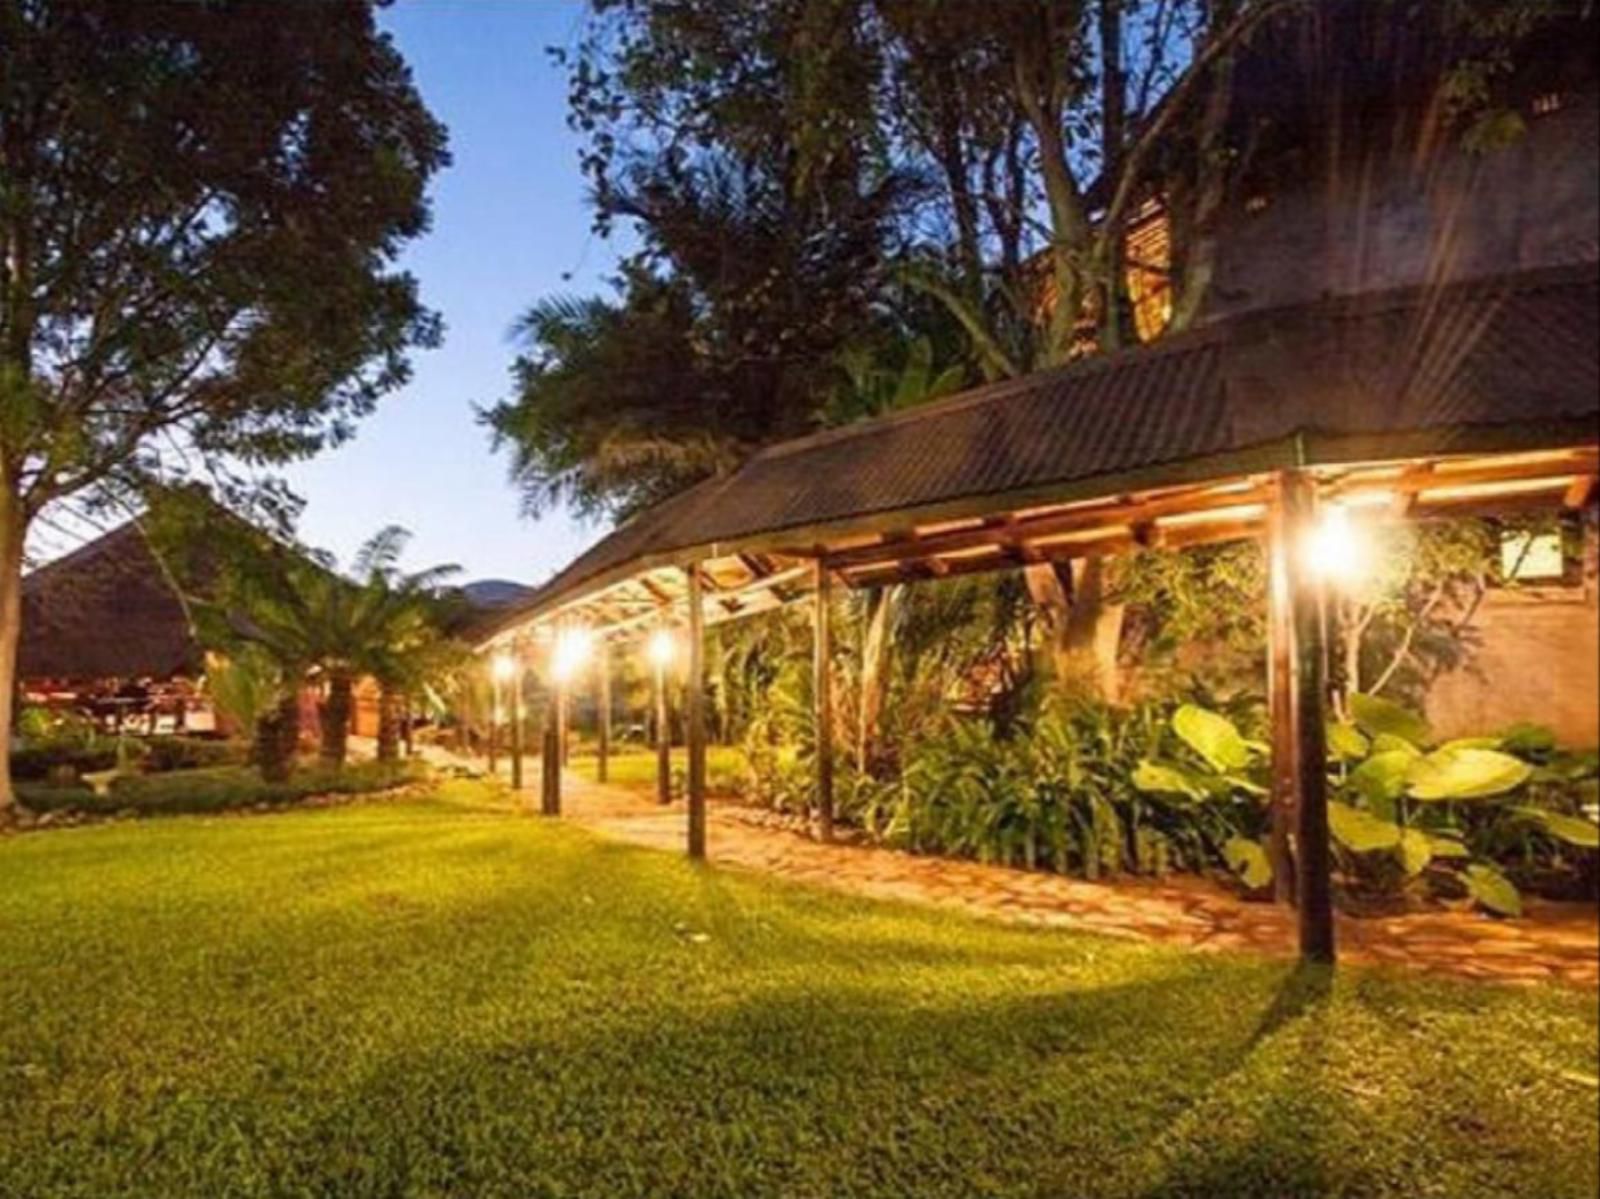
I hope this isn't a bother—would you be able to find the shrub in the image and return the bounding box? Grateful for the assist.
[1135,697,1599,914]
[140,736,248,773]
[19,761,426,818]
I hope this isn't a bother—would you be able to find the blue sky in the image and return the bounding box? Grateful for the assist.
[282,0,622,585]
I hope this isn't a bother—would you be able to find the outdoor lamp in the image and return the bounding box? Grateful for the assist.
[1305,502,1366,584]
[490,651,516,683]
[647,629,677,670]
[551,627,592,682]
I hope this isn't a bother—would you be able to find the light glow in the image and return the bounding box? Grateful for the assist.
[1304,502,1367,584]
[647,629,677,670]
[490,652,516,683]
[551,627,593,682]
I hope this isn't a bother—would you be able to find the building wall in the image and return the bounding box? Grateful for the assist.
[1203,90,1599,323]
[1426,585,1599,748]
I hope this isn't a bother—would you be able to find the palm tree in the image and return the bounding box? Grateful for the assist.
[210,527,459,769]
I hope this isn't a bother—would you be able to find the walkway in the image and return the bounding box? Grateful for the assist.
[439,744,1599,989]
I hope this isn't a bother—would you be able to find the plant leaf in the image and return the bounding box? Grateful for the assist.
[1512,806,1600,849]
[1172,704,1255,772]
[1397,828,1432,877]
[1464,864,1522,917]
[1407,747,1533,800]
[1370,733,1423,757]
[1426,834,1471,859]
[1327,800,1402,853]
[1349,750,1415,805]
[1350,693,1431,748]
[1132,760,1207,800]
[1222,837,1274,890]
[1498,722,1557,756]
[1327,721,1369,762]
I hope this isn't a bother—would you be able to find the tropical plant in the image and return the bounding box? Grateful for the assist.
[1136,695,1600,914]
[205,645,299,783]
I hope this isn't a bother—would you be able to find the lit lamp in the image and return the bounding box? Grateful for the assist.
[648,628,677,670]
[1304,502,1367,585]
[551,627,592,682]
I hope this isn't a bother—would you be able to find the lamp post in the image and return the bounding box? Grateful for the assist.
[490,651,515,782]
[648,627,675,805]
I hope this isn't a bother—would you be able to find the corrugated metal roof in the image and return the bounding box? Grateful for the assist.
[493,264,1598,637]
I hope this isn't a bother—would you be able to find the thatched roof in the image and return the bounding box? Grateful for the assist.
[479,263,1598,644]
[19,521,203,681]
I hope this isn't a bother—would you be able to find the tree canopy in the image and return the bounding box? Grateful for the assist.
[0,0,448,807]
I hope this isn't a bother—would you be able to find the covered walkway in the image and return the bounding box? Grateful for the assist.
[476,265,1600,965]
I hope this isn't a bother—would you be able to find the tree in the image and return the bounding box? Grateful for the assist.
[0,0,447,812]
[487,0,915,520]
[204,526,459,770]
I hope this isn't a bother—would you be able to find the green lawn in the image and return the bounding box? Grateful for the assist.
[567,743,747,793]
[1,783,1595,1198]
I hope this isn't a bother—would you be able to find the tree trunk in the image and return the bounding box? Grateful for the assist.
[1024,559,1125,703]
[255,691,300,784]
[319,669,353,768]
[376,684,402,763]
[0,486,27,816]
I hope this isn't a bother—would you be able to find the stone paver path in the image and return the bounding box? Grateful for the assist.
[528,774,1599,989]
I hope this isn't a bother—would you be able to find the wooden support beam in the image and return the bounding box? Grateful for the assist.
[1264,506,1297,906]
[541,670,561,817]
[813,561,834,843]
[654,628,672,806]
[596,640,611,785]
[487,673,500,776]
[1273,470,1335,964]
[1565,475,1597,510]
[685,563,707,859]
[509,645,524,794]
[821,481,1270,572]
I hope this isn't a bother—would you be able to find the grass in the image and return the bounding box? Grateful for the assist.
[16,759,424,817]
[568,743,748,793]
[0,781,1595,1198]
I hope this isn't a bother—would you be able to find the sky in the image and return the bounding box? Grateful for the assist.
[280,0,623,587]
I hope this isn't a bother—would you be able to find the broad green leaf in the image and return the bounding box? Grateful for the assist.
[1371,733,1423,757]
[1464,864,1522,917]
[1437,737,1503,753]
[1132,760,1207,800]
[1172,704,1255,772]
[1499,722,1557,756]
[1349,693,1431,748]
[1397,828,1432,877]
[1328,800,1402,853]
[1350,750,1414,805]
[1512,806,1600,849]
[1407,747,1533,800]
[1426,834,1471,859]
[1222,837,1274,890]
[1327,721,1369,762]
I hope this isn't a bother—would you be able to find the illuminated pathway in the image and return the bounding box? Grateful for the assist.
[543,773,1600,990]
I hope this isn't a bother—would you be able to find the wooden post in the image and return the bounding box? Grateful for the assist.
[1265,502,1297,905]
[1272,469,1336,964]
[813,561,835,842]
[654,630,672,806]
[558,679,569,766]
[685,563,707,859]
[597,640,611,784]
[541,665,562,817]
[487,671,499,776]
[509,644,524,793]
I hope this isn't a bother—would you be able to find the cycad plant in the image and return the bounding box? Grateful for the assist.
[207,526,459,770]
